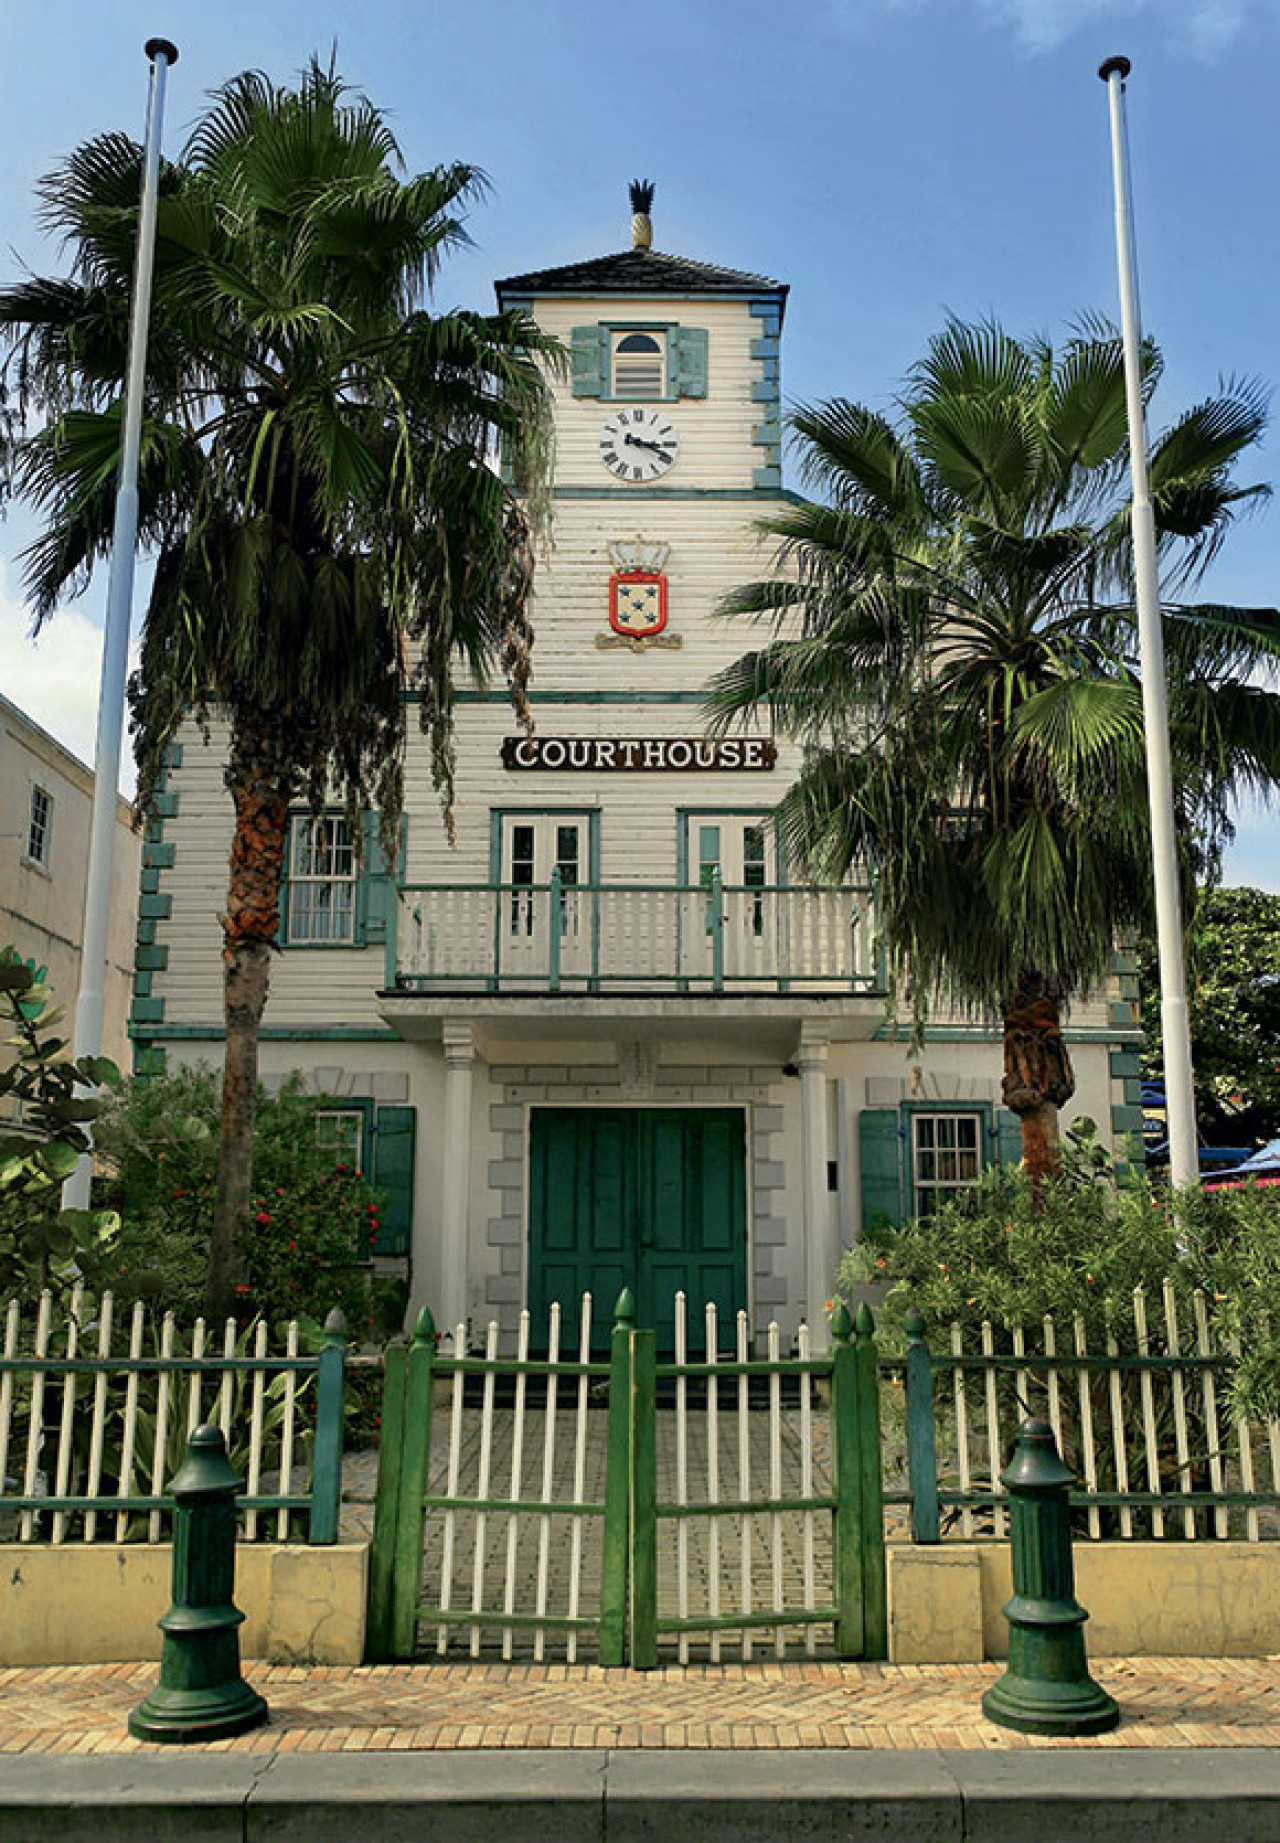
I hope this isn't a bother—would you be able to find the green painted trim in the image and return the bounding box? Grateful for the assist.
[131,996,165,1025]
[132,971,153,999]
[137,893,172,920]
[1108,999,1139,1029]
[151,791,179,820]
[753,466,783,489]
[136,919,157,946]
[127,1023,401,1042]
[134,944,168,974]
[552,485,790,501]
[1111,1103,1145,1137]
[133,1044,167,1079]
[139,868,161,896]
[1121,1075,1144,1107]
[451,688,710,705]
[490,807,602,883]
[1117,973,1140,1000]
[161,743,183,771]
[143,841,175,870]
[1109,1049,1142,1079]
[871,1020,1142,1046]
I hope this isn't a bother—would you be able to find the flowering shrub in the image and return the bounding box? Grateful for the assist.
[93,1067,379,1332]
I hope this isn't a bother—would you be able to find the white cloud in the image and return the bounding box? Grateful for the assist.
[0,560,138,796]
[823,0,1278,55]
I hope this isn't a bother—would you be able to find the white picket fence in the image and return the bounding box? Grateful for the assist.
[902,1284,1280,1542]
[0,1288,328,1543]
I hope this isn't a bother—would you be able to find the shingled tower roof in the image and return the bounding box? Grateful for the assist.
[497,246,786,303]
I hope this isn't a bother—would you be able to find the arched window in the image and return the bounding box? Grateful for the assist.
[612,330,665,399]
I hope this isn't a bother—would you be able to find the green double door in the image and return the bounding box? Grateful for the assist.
[528,1108,747,1357]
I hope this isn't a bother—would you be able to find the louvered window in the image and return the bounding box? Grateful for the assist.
[612,330,664,398]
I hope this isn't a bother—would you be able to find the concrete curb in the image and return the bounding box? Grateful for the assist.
[4,1748,1280,1841]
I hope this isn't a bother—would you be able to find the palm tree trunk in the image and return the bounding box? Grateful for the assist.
[1001,968,1076,1194]
[206,733,293,1319]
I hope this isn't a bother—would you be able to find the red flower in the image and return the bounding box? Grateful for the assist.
[234,1283,252,1296]
[288,1239,298,1253]
[367,1204,378,1216]
[336,1163,349,1174]
[255,1211,271,1226]
[172,1188,186,1199]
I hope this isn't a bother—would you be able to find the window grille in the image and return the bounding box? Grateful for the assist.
[912,1112,981,1216]
[26,786,52,866]
[286,814,356,943]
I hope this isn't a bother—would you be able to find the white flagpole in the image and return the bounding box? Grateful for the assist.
[64,38,179,1210]
[1098,54,1198,1192]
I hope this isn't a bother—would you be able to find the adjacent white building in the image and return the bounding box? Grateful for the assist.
[132,214,1144,1352]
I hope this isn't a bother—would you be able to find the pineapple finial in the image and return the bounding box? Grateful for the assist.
[629,179,655,250]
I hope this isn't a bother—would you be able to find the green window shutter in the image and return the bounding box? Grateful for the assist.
[859,1108,904,1230]
[995,1108,1023,1171]
[372,1104,415,1257]
[356,814,406,948]
[275,817,294,948]
[672,326,708,399]
[570,324,609,398]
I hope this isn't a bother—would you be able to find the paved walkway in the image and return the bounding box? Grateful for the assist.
[2,1657,1279,1756]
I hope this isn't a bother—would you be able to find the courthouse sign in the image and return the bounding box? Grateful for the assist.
[500,736,777,772]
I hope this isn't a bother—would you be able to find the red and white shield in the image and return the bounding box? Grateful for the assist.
[609,570,668,639]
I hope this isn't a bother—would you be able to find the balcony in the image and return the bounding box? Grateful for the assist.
[386,874,881,996]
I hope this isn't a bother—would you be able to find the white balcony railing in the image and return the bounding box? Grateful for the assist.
[387,875,881,995]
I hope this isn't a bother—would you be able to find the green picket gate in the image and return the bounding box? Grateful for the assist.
[367,1291,887,1667]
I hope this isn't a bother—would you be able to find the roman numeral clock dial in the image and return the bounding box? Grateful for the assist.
[599,409,680,481]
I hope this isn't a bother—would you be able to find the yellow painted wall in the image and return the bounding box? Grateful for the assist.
[0,1541,368,1666]
[888,1540,1280,1664]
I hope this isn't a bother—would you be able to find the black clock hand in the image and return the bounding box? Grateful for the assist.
[629,437,672,456]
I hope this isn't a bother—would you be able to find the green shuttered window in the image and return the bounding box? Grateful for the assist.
[570,322,708,401]
[279,811,406,950]
[314,1098,416,1258]
[858,1103,1022,1231]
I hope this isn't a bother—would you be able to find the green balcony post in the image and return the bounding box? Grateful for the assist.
[853,1302,888,1660]
[600,1287,635,1667]
[128,1426,269,1744]
[548,867,562,992]
[711,867,724,991]
[829,1300,863,1658]
[307,1309,347,1545]
[385,879,399,989]
[982,1419,1120,1737]
[904,1305,941,1544]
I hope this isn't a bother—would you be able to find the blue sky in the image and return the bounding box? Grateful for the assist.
[0,0,1276,886]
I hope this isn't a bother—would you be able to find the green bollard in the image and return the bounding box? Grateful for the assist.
[129,1424,269,1744]
[982,1418,1119,1736]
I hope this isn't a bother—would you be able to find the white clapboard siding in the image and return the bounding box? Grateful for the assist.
[532,296,768,494]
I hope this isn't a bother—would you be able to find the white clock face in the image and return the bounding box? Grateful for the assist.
[599,409,679,481]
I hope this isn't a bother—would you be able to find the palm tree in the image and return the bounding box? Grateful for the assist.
[708,320,1280,1184]
[0,60,561,1312]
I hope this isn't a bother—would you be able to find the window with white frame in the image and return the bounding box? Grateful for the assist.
[911,1112,982,1216]
[314,1108,365,1173]
[285,814,356,944]
[26,784,53,867]
[612,330,665,398]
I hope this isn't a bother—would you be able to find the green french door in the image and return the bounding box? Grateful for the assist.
[528,1108,747,1356]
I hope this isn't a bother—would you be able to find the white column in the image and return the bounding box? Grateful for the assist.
[797,1022,832,1346]
[437,1021,475,1345]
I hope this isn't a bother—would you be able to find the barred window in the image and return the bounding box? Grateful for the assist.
[26,785,52,867]
[912,1112,981,1216]
[286,814,356,944]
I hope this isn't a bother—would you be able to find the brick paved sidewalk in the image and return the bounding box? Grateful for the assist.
[1,1658,1278,1756]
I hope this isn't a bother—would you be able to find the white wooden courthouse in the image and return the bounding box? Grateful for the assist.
[132,203,1144,1353]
